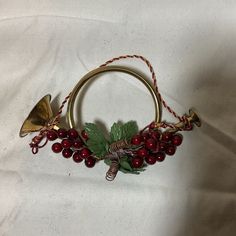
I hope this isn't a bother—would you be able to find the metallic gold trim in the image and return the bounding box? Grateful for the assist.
[67,66,162,128]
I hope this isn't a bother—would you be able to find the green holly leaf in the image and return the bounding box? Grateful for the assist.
[84,123,109,158]
[121,121,138,141]
[110,122,122,142]
[109,121,138,142]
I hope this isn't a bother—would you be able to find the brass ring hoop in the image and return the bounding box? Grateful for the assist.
[66,65,162,129]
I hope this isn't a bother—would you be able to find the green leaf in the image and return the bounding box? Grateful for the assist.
[110,122,122,142]
[84,123,108,158]
[133,167,146,172]
[120,159,133,171]
[121,121,138,141]
[104,158,111,166]
[119,167,141,175]
[118,156,146,174]
[109,121,139,142]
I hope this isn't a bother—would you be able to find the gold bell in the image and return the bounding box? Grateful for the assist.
[19,94,54,137]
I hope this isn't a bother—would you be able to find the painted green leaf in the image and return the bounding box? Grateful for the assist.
[119,167,141,175]
[133,167,146,172]
[121,121,138,141]
[84,123,108,158]
[110,122,122,142]
[104,158,111,166]
[118,156,146,174]
[109,121,138,142]
[120,159,133,171]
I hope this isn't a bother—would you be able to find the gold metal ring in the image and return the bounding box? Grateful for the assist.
[66,65,162,128]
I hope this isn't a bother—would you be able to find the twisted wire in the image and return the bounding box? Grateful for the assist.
[106,159,120,181]
[100,54,185,122]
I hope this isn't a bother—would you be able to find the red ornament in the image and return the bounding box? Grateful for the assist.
[73,140,83,149]
[85,157,96,168]
[145,138,157,150]
[149,130,161,140]
[80,148,91,159]
[73,151,83,163]
[131,135,142,145]
[62,148,73,158]
[156,152,165,162]
[47,130,58,141]
[81,130,89,140]
[57,128,67,139]
[171,134,183,146]
[141,132,150,141]
[131,157,144,168]
[61,139,72,149]
[159,142,167,152]
[145,155,156,165]
[51,142,62,153]
[162,132,173,142]
[165,145,176,156]
[137,148,148,158]
[67,129,79,140]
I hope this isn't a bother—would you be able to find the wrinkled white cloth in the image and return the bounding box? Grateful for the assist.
[0,1,236,236]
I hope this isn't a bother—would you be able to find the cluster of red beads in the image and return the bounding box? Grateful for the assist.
[130,124,183,168]
[47,128,96,168]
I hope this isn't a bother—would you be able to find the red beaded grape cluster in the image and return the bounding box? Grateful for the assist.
[47,128,97,168]
[130,125,183,168]
[47,124,183,170]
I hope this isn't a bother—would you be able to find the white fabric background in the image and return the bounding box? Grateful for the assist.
[0,1,236,235]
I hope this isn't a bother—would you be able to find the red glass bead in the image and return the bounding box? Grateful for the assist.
[80,148,91,159]
[51,142,62,153]
[61,139,72,149]
[145,138,157,150]
[152,142,160,153]
[150,130,161,140]
[162,132,173,142]
[47,130,58,141]
[145,155,156,165]
[57,128,67,139]
[137,148,148,158]
[171,134,183,146]
[62,148,73,158]
[165,145,176,156]
[67,128,79,140]
[81,130,89,140]
[73,140,83,149]
[141,132,150,141]
[156,152,165,162]
[85,157,96,168]
[159,142,167,151]
[131,157,144,168]
[131,134,142,145]
[73,151,83,163]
